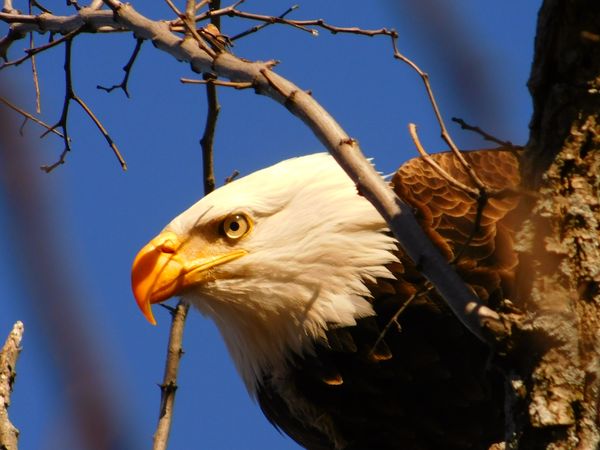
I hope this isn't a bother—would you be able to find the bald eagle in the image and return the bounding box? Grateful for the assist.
[131,149,522,449]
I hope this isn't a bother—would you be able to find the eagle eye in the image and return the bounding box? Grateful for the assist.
[222,214,251,240]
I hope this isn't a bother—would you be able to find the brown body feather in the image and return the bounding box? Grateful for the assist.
[257,149,522,449]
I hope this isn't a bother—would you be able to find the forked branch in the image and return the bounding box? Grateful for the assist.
[41,38,126,172]
[97,37,144,97]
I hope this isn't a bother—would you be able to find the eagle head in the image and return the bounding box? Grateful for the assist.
[131,153,398,390]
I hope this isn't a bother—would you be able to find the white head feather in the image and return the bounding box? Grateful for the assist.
[165,153,398,392]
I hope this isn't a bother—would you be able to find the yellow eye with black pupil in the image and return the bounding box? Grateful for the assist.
[222,214,250,240]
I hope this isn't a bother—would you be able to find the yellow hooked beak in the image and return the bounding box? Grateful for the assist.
[131,231,247,325]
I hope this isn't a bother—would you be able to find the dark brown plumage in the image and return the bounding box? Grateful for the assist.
[257,149,522,449]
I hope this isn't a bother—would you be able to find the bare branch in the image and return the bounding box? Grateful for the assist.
[185,0,195,28]
[224,169,239,184]
[389,37,488,192]
[0,8,127,61]
[30,1,51,14]
[28,1,41,113]
[409,123,521,263]
[200,106,218,197]
[451,117,518,148]
[163,0,217,57]
[97,37,143,97]
[72,95,127,170]
[67,0,83,11]
[0,9,123,30]
[186,4,397,40]
[0,321,24,450]
[198,0,221,196]
[180,77,252,89]
[88,0,104,9]
[408,123,478,197]
[371,285,433,358]
[195,0,210,12]
[0,29,24,62]
[41,38,126,172]
[163,0,182,17]
[2,0,17,13]
[40,39,76,172]
[152,301,189,450]
[0,95,64,137]
[1,26,82,69]
[230,4,300,41]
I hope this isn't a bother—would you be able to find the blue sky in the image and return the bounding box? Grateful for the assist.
[1,1,538,449]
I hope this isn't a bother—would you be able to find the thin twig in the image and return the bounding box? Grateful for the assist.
[163,0,182,17]
[165,0,217,58]
[72,95,127,170]
[174,4,396,40]
[180,77,252,89]
[0,96,64,137]
[409,123,496,264]
[450,195,486,265]
[2,0,17,13]
[152,301,189,450]
[195,0,210,12]
[31,0,51,13]
[230,4,299,41]
[97,37,144,97]
[0,12,41,23]
[67,0,82,11]
[1,26,81,69]
[224,169,239,184]
[41,38,126,172]
[199,0,221,195]
[389,36,487,192]
[408,123,478,197]
[410,122,523,200]
[88,0,104,9]
[40,38,76,172]
[28,0,41,113]
[199,74,219,194]
[0,321,24,450]
[185,0,196,34]
[370,285,433,358]
[0,9,127,61]
[451,117,517,148]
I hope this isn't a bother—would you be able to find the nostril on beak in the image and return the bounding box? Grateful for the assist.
[159,240,177,253]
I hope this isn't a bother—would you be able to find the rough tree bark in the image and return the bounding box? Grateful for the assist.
[0,321,23,450]
[507,0,600,448]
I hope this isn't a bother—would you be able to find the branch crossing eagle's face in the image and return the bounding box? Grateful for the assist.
[131,153,398,390]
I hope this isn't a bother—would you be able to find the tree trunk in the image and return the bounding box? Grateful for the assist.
[508,0,600,448]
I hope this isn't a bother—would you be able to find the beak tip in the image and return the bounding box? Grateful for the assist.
[136,294,158,326]
[142,305,158,325]
[145,306,158,325]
